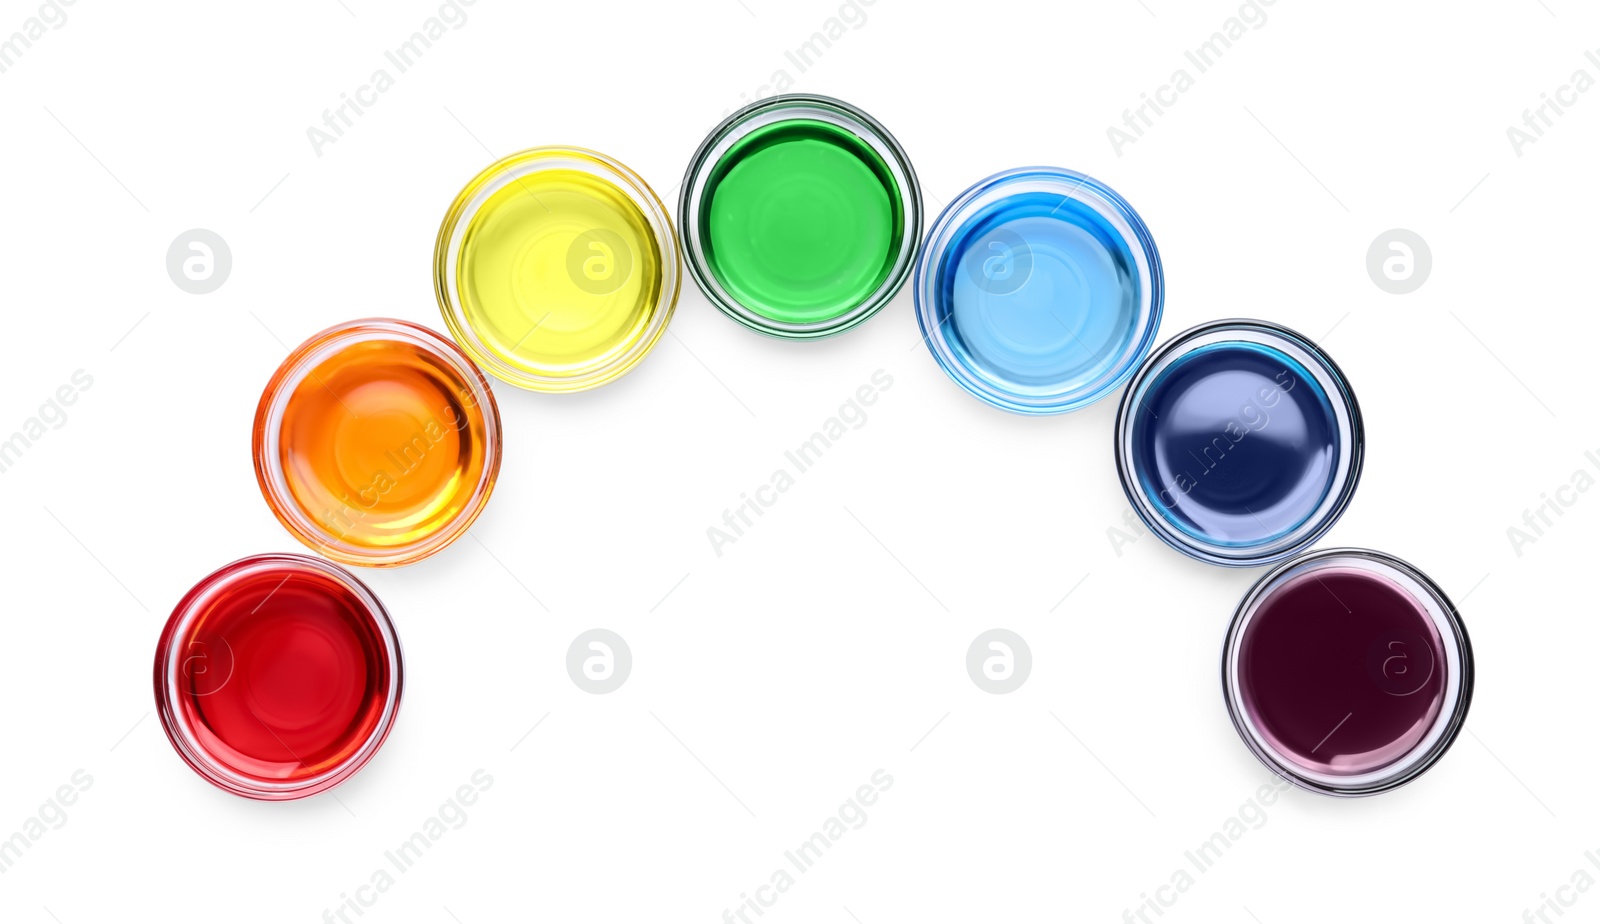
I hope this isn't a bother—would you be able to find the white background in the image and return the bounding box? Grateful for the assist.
[1,1,1596,922]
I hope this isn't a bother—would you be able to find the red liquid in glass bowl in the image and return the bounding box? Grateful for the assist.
[1223,548,1472,796]
[154,554,402,799]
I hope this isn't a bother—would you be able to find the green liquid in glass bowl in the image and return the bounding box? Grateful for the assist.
[680,95,922,339]
[700,120,904,326]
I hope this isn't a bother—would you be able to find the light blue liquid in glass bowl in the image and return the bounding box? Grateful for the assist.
[916,168,1163,414]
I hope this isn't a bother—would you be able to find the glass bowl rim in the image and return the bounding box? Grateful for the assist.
[1219,546,1474,796]
[678,93,923,340]
[152,552,405,800]
[912,165,1165,414]
[433,145,681,390]
[1113,317,1364,565]
[252,317,503,567]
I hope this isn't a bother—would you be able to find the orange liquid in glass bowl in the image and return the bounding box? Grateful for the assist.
[253,319,501,566]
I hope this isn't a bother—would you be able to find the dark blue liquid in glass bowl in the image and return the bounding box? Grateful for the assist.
[1131,342,1337,546]
[1116,320,1362,566]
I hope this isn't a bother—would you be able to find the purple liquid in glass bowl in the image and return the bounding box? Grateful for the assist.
[1223,548,1473,796]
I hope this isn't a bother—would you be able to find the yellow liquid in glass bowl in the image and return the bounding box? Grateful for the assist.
[436,149,679,392]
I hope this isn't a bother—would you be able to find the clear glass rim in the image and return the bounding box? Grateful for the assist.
[252,318,503,567]
[1113,318,1364,566]
[434,146,681,390]
[1220,547,1474,796]
[679,94,923,340]
[913,166,1164,414]
[152,553,404,800]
